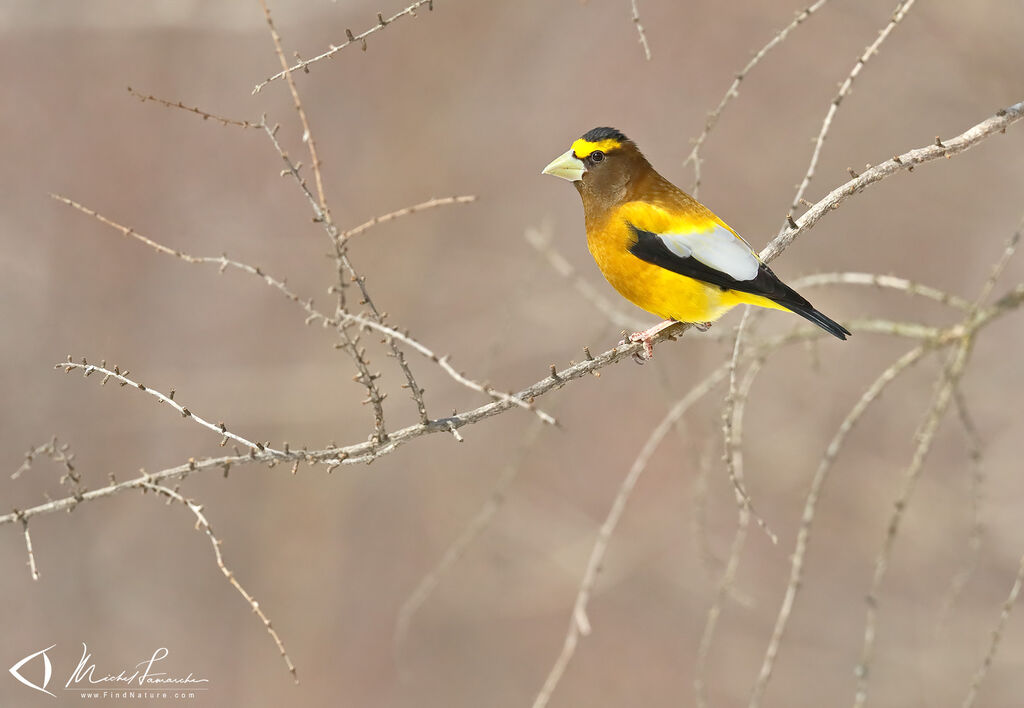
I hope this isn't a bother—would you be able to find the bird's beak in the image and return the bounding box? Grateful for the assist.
[542,149,585,182]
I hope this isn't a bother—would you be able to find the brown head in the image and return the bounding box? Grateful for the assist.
[542,127,658,222]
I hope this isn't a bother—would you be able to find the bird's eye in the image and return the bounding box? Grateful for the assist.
[590,151,605,163]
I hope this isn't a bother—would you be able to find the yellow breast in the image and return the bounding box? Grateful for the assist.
[585,221,730,323]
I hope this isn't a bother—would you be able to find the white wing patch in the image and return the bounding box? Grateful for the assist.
[657,224,760,281]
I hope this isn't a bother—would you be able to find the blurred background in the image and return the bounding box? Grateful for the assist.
[2,0,1023,705]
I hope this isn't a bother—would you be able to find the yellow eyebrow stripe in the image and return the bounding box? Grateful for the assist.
[571,137,622,157]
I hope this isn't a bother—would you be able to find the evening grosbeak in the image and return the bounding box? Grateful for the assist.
[543,127,849,359]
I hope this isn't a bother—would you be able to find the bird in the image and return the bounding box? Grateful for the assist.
[542,127,850,359]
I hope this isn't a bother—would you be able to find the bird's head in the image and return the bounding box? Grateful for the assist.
[542,127,649,208]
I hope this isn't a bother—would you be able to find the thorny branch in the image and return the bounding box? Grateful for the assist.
[48,194,553,427]
[6,314,978,533]
[252,0,436,94]
[256,119,427,431]
[126,86,258,128]
[138,481,297,682]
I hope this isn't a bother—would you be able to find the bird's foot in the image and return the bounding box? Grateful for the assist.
[693,321,713,332]
[627,331,655,363]
[621,319,678,363]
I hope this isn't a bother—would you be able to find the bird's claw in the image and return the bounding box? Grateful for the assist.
[621,330,656,364]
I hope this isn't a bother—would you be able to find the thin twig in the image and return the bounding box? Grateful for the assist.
[126,87,258,128]
[629,0,652,60]
[854,228,1020,708]
[258,9,403,437]
[15,513,40,581]
[763,100,1024,264]
[790,272,972,311]
[12,436,75,481]
[258,122,417,432]
[343,195,477,240]
[52,194,552,426]
[684,0,833,195]
[961,550,1024,708]
[750,343,931,708]
[56,358,278,455]
[259,0,332,222]
[531,369,734,708]
[138,482,296,681]
[854,341,972,708]
[721,309,777,544]
[258,5,405,438]
[786,0,918,217]
[253,0,436,94]
[935,389,985,632]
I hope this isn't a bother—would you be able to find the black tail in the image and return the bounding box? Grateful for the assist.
[747,264,851,340]
[742,264,851,340]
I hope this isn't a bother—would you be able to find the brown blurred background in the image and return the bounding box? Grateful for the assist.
[3,1,1024,706]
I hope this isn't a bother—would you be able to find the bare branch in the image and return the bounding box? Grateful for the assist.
[750,343,931,708]
[13,512,41,581]
[56,358,277,455]
[763,99,1024,262]
[259,0,332,224]
[532,362,736,708]
[787,0,918,216]
[935,389,986,632]
[721,309,777,544]
[252,0,436,94]
[258,115,428,431]
[629,0,652,61]
[961,550,1024,708]
[343,195,477,240]
[854,229,1019,708]
[52,193,553,427]
[790,271,973,311]
[126,86,258,128]
[684,0,833,195]
[12,436,75,481]
[138,482,296,681]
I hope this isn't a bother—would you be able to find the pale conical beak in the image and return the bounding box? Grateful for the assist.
[541,149,585,182]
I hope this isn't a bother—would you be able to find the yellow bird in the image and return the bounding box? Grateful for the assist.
[542,127,849,359]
